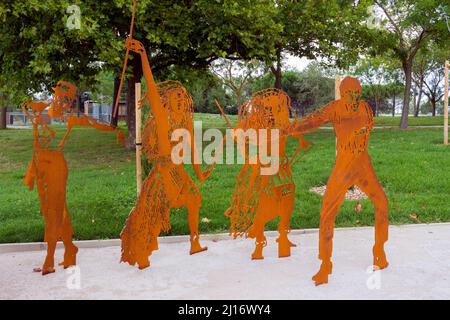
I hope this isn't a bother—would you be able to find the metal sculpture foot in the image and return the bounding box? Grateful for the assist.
[312,261,332,286]
[59,246,78,268]
[373,250,389,270]
[190,240,208,255]
[277,236,296,258]
[41,267,56,276]
[251,243,265,260]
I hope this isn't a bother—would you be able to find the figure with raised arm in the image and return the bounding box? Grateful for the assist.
[22,81,124,275]
[288,76,389,285]
[119,38,211,269]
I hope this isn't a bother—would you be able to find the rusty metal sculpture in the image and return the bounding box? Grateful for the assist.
[219,89,312,260]
[22,81,124,275]
[119,38,211,269]
[289,76,389,285]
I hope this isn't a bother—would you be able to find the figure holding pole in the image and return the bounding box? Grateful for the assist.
[119,38,212,269]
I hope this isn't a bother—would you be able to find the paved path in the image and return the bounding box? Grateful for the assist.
[1,223,449,300]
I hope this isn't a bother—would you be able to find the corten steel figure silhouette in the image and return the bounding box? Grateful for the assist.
[225,89,312,260]
[120,38,211,269]
[22,81,124,275]
[289,76,389,286]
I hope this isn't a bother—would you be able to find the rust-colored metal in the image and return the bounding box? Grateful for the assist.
[119,38,210,269]
[289,76,389,286]
[22,81,124,275]
[225,89,312,260]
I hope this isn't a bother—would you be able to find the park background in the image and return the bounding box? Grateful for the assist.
[0,0,449,243]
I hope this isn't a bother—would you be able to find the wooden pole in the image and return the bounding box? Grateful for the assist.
[335,74,341,100]
[444,61,449,146]
[335,75,341,155]
[135,82,143,195]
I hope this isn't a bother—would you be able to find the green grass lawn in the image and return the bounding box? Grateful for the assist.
[372,116,446,127]
[194,113,447,128]
[0,116,449,243]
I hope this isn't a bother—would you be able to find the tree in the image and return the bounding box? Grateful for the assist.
[266,0,374,89]
[413,44,449,117]
[422,62,446,117]
[355,57,392,116]
[0,78,27,129]
[252,63,335,116]
[0,94,6,129]
[0,0,107,95]
[385,81,404,117]
[371,0,449,127]
[413,54,427,117]
[163,66,233,114]
[0,0,282,147]
[210,59,264,108]
[361,84,393,116]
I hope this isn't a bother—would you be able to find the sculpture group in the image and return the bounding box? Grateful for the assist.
[22,2,389,286]
[22,81,124,275]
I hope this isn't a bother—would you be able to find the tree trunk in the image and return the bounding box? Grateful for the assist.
[76,93,82,114]
[400,61,413,129]
[431,99,436,116]
[0,106,6,129]
[413,88,417,116]
[271,45,282,90]
[273,67,281,90]
[125,55,143,149]
[414,81,423,117]
[111,77,120,127]
[235,89,243,108]
[374,97,379,117]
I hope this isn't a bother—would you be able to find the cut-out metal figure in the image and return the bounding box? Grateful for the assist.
[119,38,211,269]
[224,89,312,260]
[22,81,124,275]
[289,76,389,285]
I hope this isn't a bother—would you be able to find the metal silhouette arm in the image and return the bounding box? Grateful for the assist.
[289,100,337,134]
[59,113,124,149]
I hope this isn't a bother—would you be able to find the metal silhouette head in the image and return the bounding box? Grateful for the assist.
[340,76,362,109]
[48,81,77,118]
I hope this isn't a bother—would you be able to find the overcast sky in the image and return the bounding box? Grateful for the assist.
[284,54,311,72]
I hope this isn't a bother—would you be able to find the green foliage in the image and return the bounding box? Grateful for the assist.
[355,56,397,116]
[0,0,281,100]
[269,0,376,68]
[252,63,334,115]
[89,71,115,105]
[363,0,450,126]
[163,66,234,114]
[139,0,281,63]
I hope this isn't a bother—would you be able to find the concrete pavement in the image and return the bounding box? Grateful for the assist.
[1,223,449,300]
